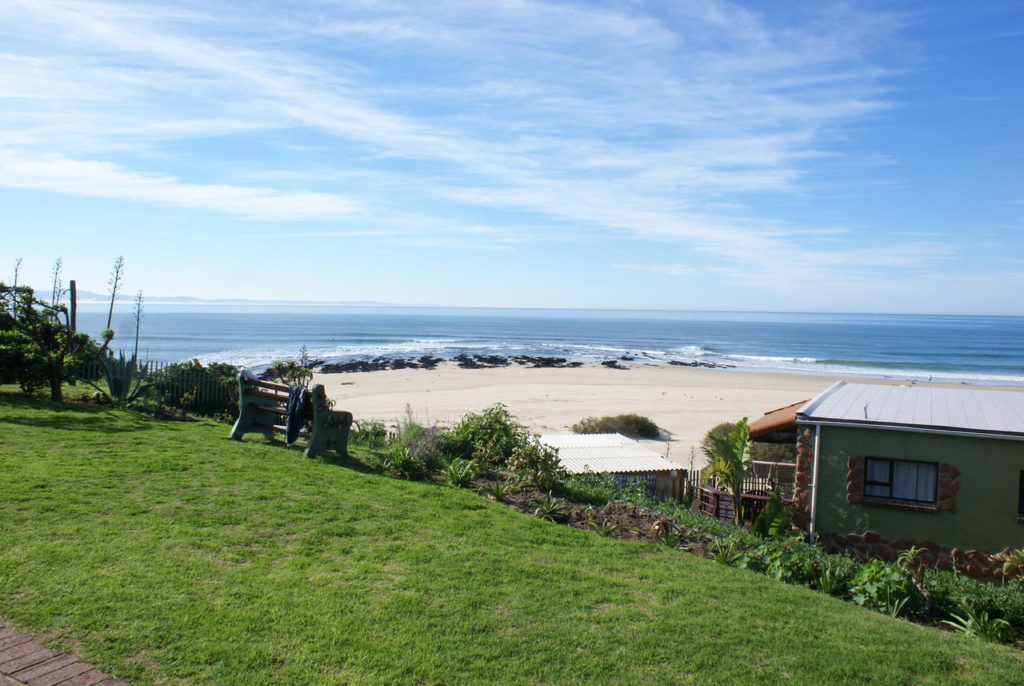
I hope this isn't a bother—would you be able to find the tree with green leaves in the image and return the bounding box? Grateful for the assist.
[0,283,96,401]
[704,417,751,526]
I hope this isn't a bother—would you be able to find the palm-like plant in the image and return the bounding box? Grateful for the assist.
[703,417,751,526]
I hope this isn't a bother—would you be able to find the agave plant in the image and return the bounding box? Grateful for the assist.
[482,479,517,501]
[586,518,619,537]
[534,493,569,522]
[92,350,151,407]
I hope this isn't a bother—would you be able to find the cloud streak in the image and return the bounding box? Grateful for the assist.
[0,0,969,297]
[0,149,359,220]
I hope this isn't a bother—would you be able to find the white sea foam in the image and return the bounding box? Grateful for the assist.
[190,336,1024,386]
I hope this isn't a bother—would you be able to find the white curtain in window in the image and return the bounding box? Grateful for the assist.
[892,461,936,502]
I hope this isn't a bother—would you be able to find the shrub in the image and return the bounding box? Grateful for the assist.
[926,572,1024,629]
[752,491,795,539]
[385,425,445,480]
[150,360,239,417]
[0,283,97,401]
[351,419,389,449]
[572,414,660,439]
[849,560,918,616]
[561,471,619,505]
[447,404,531,468]
[507,439,566,490]
[442,458,479,488]
[731,539,821,586]
[941,601,1012,643]
[264,359,312,387]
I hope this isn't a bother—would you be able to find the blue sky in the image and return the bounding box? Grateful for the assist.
[3,0,1023,314]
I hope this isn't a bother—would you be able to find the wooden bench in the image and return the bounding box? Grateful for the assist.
[229,375,353,459]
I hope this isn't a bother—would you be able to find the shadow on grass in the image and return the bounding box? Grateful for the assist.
[318,451,378,475]
[0,394,155,432]
[230,434,379,475]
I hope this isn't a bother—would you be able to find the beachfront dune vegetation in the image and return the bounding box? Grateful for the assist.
[571,413,661,438]
[3,390,1024,684]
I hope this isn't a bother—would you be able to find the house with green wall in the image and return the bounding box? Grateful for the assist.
[786,381,1024,579]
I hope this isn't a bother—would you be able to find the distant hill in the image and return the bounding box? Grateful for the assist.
[73,289,397,307]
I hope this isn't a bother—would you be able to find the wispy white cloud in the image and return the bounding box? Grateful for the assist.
[0,0,959,294]
[0,149,359,220]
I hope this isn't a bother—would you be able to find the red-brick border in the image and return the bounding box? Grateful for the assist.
[0,624,126,686]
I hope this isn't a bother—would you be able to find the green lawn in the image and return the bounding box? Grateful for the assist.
[1,393,1022,685]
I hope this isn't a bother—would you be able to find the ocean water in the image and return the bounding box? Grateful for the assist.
[74,306,1024,386]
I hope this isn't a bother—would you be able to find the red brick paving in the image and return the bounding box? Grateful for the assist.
[0,624,126,686]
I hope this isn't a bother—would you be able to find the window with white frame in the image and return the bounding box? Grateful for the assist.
[864,457,938,504]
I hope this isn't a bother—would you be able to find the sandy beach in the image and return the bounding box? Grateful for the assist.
[315,364,868,469]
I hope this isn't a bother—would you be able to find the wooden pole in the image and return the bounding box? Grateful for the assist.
[69,280,77,332]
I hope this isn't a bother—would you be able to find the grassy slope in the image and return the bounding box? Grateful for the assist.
[0,394,1021,685]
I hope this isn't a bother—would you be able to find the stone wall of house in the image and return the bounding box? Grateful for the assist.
[792,427,814,529]
[817,530,1017,580]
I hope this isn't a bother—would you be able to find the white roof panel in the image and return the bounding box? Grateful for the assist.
[540,433,680,474]
[798,381,1024,436]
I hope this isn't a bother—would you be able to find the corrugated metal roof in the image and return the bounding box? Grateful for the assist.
[798,381,1024,436]
[540,433,681,474]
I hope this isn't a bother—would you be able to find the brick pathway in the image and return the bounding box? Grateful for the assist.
[0,624,126,686]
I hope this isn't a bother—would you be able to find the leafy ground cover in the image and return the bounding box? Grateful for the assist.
[1,392,1023,684]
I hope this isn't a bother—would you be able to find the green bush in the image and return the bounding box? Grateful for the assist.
[507,439,566,490]
[927,572,1024,629]
[264,359,312,387]
[561,471,619,505]
[731,539,822,586]
[752,491,795,539]
[447,404,531,468]
[351,419,389,449]
[572,414,660,439]
[849,560,918,616]
[384,424,445,480]
[0,283,97,401]
[150,360,238,417]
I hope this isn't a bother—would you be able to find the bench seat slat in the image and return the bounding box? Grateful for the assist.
[245,389,290,404]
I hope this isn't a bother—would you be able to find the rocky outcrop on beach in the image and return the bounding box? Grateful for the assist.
[314,353,730,373]
[318,354,444,373]
[511,356,583,368]
[668,359,735,369]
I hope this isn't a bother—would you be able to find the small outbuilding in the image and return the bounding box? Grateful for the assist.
[541,433,684,501]
[788,381,1024,578]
